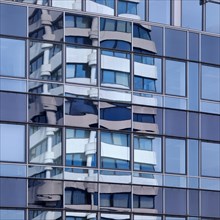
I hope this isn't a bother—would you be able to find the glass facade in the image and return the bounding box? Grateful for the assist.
[0,0,219,219]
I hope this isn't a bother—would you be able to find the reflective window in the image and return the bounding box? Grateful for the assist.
[0,3,26,37]
[101,131,130,170]
[182,0,202,30]
[29,210,62,220]
[201,190,220,218]
[86,0,115,16]
[118,0,137,15]
[151,26,163,56]
[202,65,220,101]
[189,112,199,139]
[149,0,170,24]
[29,41,62,81]
[0,164,26,177]
[166,138,186,174]
[165,28,187,59]
[29,8,63,41]
[29,179,63,208]
[66,46,97,85]
[202,142,220,177]
[201,113,220,141]
[0,92,26,122]
[188,62,199,111]
[133,24,151,40]
[66,128,97,167]
[0,178,26,207]
[166,60,186,96]
[134,136,161,172]
[29,94,63,125]
[0,78,26,92]
[206,2,220,34]
[0,209,25,220]
[65,98,98,128]
[165,109,187,137]
[188,140,199,176]
[52,0,82,10]
[165,188,187,215]
[0,38,25,78]
[189,32,199,61]
[65,14,96,46]
[0,124,25,162]
[100,184,131,208]
[101,213,129,220]
[100,102,131,130]
[189,190,199,216]
[29,125,62,165]
[201,35,220,65]
[65,181,98,208]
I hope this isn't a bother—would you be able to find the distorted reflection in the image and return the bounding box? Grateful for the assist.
[29,125,62,165]
[29,41,62,81]
[65,97,98,128]
[66,46,97,85]
[65,181,98,210]
[29,210,62,220]
[29,8,63,41]
[65,14,98,46]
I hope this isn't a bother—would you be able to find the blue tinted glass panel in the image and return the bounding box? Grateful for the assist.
[166,60,186,96]
[188,140,199,176]
[165,29,187,59]
[166,138,186,174]
[189,32,199,61]
[202,65,220,101]
[206,2,220,34]
[0,38,25,78]
[0,164,26,177]
[0,3,27,37]
[201,35,220,65]
[202,142,220,177]
[182,0,202,30]
[149,0,170,24]
[0,210,25,220]
[0,78,26,92]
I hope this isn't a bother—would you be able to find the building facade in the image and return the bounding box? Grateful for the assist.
[0,0,219,219]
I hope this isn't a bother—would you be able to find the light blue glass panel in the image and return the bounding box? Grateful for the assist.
[166,60,186,96]
[200,178,220,191]
[188,140,198,176]
[182,0,202,30]
[0,124,25,162]
[200,101,220,114]
[164,96,187,110]
[0,210,25,220]
[202,142,220,177]
[149,0,170,24]
[165,138,186,174]
[202,65,220,101]
[0,38,25,77]
[164,175,186,188]
[188,63,199,111]
[188,177,199,189]
[206,2,220,34]
[0,164,26,177]
[0,78,26,92]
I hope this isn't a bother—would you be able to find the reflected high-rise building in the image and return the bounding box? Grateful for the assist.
[0,0,220,220]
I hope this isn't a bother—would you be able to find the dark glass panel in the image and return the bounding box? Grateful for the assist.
[189,190,199,216]
[0,3,27,37]
[189,112,199,138]
[151,26,163,56]
[189,32,199,61]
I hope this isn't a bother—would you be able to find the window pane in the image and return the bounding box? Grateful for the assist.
[166,138,186,174]
[165,28,187,59]
[0,124,25,162]
[0,3,27,37]
[0,38,25,78]
[206,2,220,34]
[29,125,62,165]
[166,60,186,96]
[0,210,25,220]
[182,0,202,30]
[0,164,26,177]
[201,35,220,65]
[0,178,26,207]
[165,109,187,137]
[0,78,26,92]
[189,32,199,61]
[202,65,220,101]
[149,0,170,24]
[202,142,220,177]
[188,140,199,176]
[29,210,62,220]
